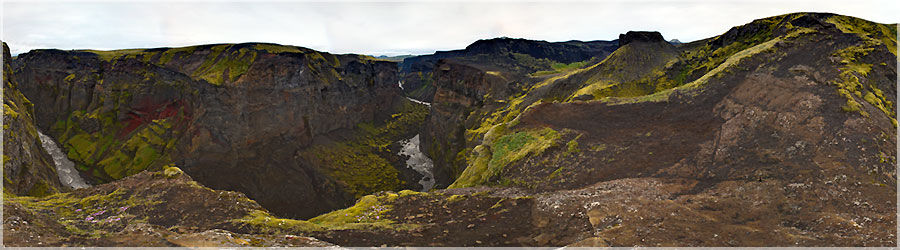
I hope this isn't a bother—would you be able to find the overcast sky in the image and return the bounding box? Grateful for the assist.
[2,0,898,56]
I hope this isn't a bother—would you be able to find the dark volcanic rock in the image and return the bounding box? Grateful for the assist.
[13,43,405,219]
[618,31,666,46]
[2,41,63,196]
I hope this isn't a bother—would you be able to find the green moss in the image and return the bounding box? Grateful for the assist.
[826,15,897,55]
[398,189,423,197]
[7,187,162,237]
[303,99,430,198]
[234,210,324,233]
[25,180,53,198]
[157,46,197,65]
[446,194,466,203]
[162,165,183,179]
[190,45,258,85]
[65,134,100,165]
[310,192,397,225]
[313,144,401,198]
[832,42,892,121]
[450,128,561,188]
[565,135,581,156]
[253,44,305,54]
[81,49,148,62]
[531,60,590,76]
[54,110,178,182]
[3,103,19,119]
[64,74,76,82]
[236,192,418,233]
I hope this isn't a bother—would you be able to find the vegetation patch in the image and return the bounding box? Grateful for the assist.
[5,188,160,238]
[531,60,591,76]
[304,100,430,198]
[450,128,561,188]
[826,15,898,55]
[235,191,419,233]
[51,109,181,182]
[831,41,895,125]
[190,44,258,85]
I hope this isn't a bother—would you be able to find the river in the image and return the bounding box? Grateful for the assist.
[398,134,435,191]
[37,131,90,189]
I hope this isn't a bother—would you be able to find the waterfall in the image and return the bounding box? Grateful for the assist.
[397,134,435,191]
[37,131,90,189]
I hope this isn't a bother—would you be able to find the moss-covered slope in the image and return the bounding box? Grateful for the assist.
[423,12,896,246]
[2,41,63,197]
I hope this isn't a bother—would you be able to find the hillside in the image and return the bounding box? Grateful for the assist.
[2,12,897,247]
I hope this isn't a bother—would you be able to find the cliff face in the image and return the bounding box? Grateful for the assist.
[13,43,416,219]
[2,42,63,197]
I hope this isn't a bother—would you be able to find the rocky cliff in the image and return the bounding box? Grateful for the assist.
[12,43,426,219]
[2,42,63,197]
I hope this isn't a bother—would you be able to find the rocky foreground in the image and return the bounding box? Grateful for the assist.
[3,12,897,247]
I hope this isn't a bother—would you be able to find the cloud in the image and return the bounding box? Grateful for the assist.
[2,1,898,56]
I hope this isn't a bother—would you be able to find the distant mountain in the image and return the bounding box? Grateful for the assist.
[373,54,417,62]
[398,37,619,102]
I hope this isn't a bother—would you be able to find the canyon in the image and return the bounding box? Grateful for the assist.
[2,12,897,247]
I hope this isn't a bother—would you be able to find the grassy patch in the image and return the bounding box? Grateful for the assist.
[5,188,161,238]
[450,128,561,188]
[831,41,894,124]
[826,15,897,55]
[531,60,590,76]
[235,191,420,233]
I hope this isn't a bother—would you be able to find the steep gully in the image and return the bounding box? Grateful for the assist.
[398,80,435,191]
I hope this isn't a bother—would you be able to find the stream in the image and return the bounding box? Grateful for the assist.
[397,94,435,191]
[398,134,435,191]
[38,131,90,189]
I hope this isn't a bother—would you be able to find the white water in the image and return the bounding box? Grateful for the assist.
[397,134,435,191]
[406,97,431,107]
[38,131,90,189]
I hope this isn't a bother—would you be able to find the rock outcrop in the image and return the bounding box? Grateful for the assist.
[2,42,63,197]
[618,31,667,46]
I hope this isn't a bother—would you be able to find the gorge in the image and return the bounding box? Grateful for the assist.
[2,12,897,247]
